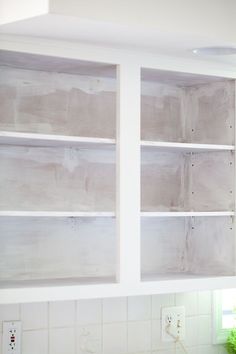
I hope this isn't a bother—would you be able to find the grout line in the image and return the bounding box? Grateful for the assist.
[47,302,50,354]
[101,298,104,354]
[74,300,77,354]
[150,295,153,352]
[126,297,128,353]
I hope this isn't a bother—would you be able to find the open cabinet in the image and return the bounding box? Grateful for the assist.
[141,69,235,281]
[0,51,117,287]
[0,37,236,303]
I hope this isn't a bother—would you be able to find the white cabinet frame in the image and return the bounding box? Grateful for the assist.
[0,34,236,304]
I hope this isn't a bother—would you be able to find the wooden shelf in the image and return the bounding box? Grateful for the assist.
[141,140,235,152]
[0,131,115,149]
[0,211,115,217]
[141,211,234,217]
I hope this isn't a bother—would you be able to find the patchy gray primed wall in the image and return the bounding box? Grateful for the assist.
[141,216,235,278]
[0,66,116,138]
[141,80,235,145]
[0,217,116,283]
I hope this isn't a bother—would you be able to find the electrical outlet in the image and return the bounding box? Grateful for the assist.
[161,306,185,342]
[2,321,22,354]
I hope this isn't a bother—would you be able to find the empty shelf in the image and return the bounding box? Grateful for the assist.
[0,211,115,217]
[0,131,115,149]
[141,140,235,152]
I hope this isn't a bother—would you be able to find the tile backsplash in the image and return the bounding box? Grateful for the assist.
[0,291,227,354]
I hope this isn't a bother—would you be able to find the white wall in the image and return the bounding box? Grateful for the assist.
[50,0,236,43]
[1,0,236,45]
[0,0,48,25]
[0,291,227,354]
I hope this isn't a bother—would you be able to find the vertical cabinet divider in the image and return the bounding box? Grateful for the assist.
[116,61,141,284]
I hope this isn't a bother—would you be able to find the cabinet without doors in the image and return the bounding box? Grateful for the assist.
[141,69,235,281]
[0,45,235,302]
[0,51,117,286]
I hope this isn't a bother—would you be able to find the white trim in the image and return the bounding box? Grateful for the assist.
[1,34,236,79]
[141,140,235,152]
[116,62,141,284]
[0,211,115,217]
[1,276,236,304]
[0,131,115,148]
[141,211,234,217]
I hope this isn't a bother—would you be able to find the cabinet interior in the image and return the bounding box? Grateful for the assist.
[0,51,235,289]
[0,51,117,286]
[141,68,235,281]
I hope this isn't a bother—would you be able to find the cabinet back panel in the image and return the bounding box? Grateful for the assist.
[141,217,235,277]
[0,217,116,281]
[141,150,234,212]
[141,80,235,145]
[0,146,115,211]
[0,67,116,138]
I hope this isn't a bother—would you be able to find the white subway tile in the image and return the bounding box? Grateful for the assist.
[153,350,175,354]
[77,299,101,325]
[21,302,48,330]
[49,327,75,354]
[49,301,75,328]
[0,332,2,354]
[103,322,127,354]
[185,317,199,347]
[176,346,198,354]
[198,291,212,315]
[128,296,151,321]
[22,330,48,354]
[218,344,228,354]
[128,320,151,352]
[198,344,219,354]
[151,319,175,351]
[152,294,175,320]
[198,315,212,345]
[77,325,101,354]
[176,292,198,316]
[0,304,20,332]
[103,297,127,323]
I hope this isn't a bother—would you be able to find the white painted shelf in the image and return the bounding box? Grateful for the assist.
[0,211,231,218]
[141,211,234,217]
[0,211,115,217]
[0,131,115,148]
[141,140,235,152]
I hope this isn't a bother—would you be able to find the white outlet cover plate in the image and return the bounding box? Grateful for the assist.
[2,321,22,354]
[161,306,185,342]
